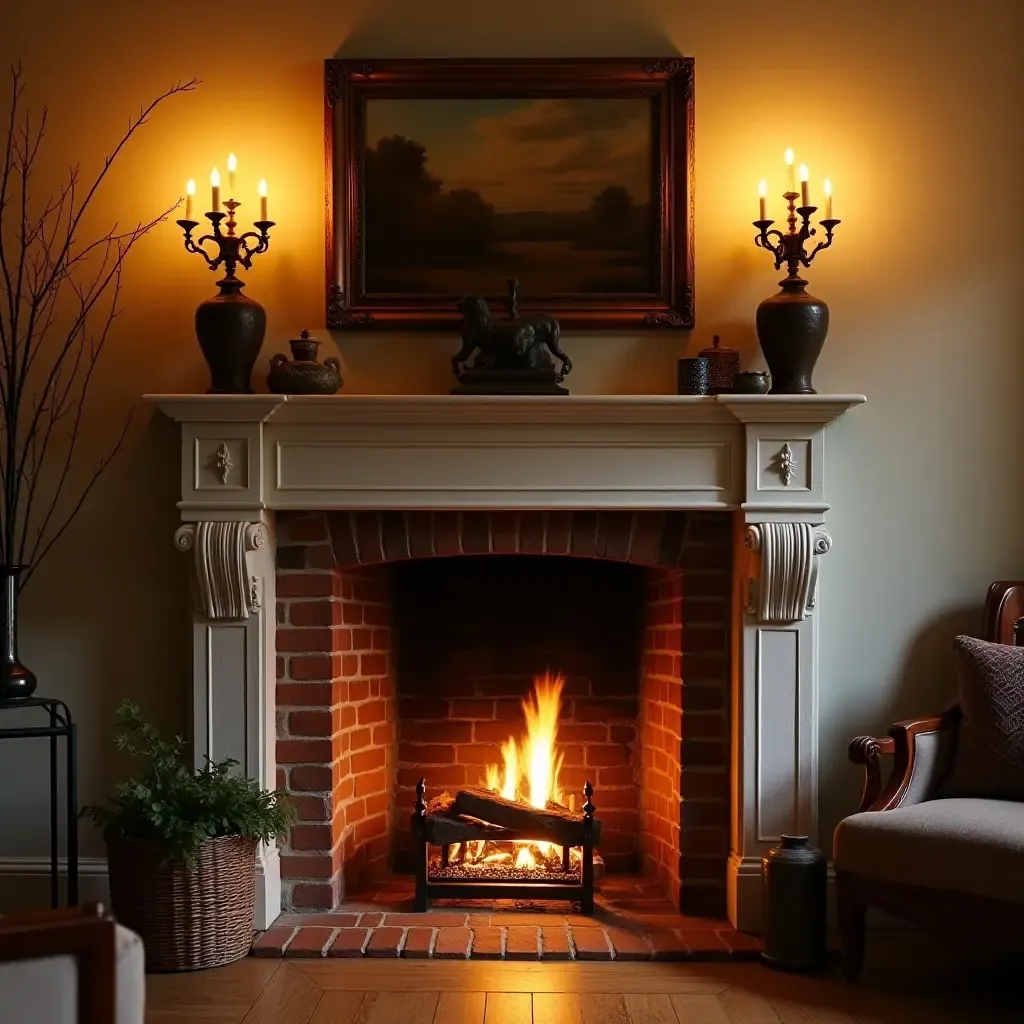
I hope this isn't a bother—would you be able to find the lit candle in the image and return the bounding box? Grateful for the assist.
[823,178,833,219]
[785,148,796,193]
[258,178,268,221]
[210,167,221,212]
[758,179,767,221]
[185,178,195,220]
[227,153,237,196]
[798,164,810,208]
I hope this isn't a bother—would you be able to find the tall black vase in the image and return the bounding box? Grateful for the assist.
[761,835,828,972]
[195,276,266,395]
[755,277,829,395]
[0,565,36,701]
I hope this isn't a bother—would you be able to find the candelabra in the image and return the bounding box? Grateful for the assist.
[752,192,841,395]
[177,201,276,395]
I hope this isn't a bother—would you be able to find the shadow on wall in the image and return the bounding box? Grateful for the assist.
[821,605,973,837]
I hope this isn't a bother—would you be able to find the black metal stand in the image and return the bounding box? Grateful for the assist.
[0,697,78,907]
[411,778,596,913]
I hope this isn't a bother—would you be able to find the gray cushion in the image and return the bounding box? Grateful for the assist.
[834,798,1024,902]
[942,635,1024,800]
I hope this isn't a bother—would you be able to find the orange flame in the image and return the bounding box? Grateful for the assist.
[485,672,565,808]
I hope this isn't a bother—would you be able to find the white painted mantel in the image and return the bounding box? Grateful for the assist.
[147,393,864,931]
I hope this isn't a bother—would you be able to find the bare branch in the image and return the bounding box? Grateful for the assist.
[0,68,199,574]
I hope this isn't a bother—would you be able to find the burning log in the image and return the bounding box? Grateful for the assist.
[421,812,516,847]
[450,786,601,847]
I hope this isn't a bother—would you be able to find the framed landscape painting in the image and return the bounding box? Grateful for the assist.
[325,58,694,330]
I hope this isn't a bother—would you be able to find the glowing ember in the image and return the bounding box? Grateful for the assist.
[443,673,581,878]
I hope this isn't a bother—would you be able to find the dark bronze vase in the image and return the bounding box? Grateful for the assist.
[0,565,36,701]
[761,835,827,972]
[755,277,829,395]
[195,277,266,395]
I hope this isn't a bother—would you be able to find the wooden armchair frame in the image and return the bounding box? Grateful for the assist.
[0,903,116,1022]
[837,581,1024,980]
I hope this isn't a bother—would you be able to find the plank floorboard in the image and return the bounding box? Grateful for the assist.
[362,991,439,1024]
[622,993,679,1024]
[669,994,731,1024]
[294,960,730,994]
[240,962,322,1024]
[308,992,375,1024]
[581,994,629,1024]
[434,992,487,1024]
[484,992,533,1023]
[532,993,583,1024]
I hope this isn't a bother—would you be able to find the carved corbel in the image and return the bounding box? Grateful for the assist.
[174,522,267,620]
[745,522,832,623]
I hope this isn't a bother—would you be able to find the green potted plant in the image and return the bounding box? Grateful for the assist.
[83,700,295,972]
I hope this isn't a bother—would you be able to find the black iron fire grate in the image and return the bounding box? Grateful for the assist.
[411,778,600,913]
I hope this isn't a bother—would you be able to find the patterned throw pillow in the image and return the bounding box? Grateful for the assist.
[941,635,1024,800]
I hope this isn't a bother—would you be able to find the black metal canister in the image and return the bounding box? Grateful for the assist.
[761,835,827,971]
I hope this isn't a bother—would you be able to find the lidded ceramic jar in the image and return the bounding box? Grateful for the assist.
[697,334,740,395]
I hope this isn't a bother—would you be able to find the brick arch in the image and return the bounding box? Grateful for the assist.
[274,509,732,916]
[324,510,700,571]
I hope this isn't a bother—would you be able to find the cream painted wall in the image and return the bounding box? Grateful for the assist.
[1,0,1021,873]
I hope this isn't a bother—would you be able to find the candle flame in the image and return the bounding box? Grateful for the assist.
[798,164,809,183]
[210,167,220,187]
[823,177,832,197]
[758,179,767,198]
[185,178,195,196]
[227,152,237,173]
[784,147,794,166]
[258,178,268,198]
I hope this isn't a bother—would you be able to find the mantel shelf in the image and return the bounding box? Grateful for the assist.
[146,392,866,427]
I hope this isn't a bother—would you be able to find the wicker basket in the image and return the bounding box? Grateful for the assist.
[107,834,257,972]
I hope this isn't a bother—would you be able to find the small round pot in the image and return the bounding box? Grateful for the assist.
[107,834,257,972]
[195,281,266,395]
[730,371,770,394]
[761,834,828,972]
[756,280,829,395]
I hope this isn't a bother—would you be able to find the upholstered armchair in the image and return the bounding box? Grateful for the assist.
[834,582,1024,979]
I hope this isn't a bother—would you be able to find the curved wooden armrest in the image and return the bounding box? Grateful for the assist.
[848,707,961,812]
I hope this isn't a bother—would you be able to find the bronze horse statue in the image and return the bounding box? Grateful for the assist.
[451,294,573,383]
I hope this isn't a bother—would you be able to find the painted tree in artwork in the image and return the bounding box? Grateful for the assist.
[0,66,196,583]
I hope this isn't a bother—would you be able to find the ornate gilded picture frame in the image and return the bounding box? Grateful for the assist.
[325,57,694,330]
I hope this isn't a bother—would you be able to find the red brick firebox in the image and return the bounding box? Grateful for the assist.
[275,510,732,916]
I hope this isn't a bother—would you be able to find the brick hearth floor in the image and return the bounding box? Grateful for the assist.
[252,876,761,962]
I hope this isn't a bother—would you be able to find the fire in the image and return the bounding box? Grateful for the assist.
[441,673,579,878]
[485,672,565,808]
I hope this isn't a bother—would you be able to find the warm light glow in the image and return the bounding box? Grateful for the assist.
[257,178,268,197]
[210,167,220,187]
[227,152,237,173]
[515,846,538,870]
[798,163,809,183]
[824,178,832,197]
[785,147,795,166]
[758,179,767,198]
[185,178,196,196]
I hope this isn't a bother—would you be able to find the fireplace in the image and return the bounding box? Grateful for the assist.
[273,509,733,915]
[151,392,864,930]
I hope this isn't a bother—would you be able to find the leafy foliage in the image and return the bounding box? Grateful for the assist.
[82,700,296,865]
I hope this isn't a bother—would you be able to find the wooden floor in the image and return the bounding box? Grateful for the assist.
[146,934,1018,1024]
